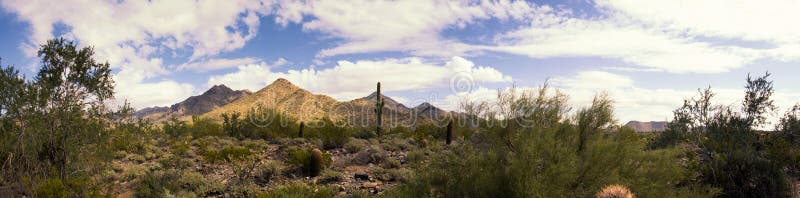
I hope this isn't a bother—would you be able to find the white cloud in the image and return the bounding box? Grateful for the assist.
[274,0,542,57]
[114,66,195,109]
[596,0,800,45]
[490,18,762,73]
[207,56,512,100]
[176,57,261,72]
[1,0,271,108]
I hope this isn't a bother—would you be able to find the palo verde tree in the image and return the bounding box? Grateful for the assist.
[650,72,796,197]
[0,38,116,196]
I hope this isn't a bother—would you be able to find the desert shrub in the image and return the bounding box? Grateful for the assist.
[126,154,146,163]
[344,137,369,153]
[318,169,345,183]
[135,170,222,198]
[177,171,219,196]
[123,164,149,181]
[169,140,191,157]
[34,178,68,198]
[201,146,252,164]
[255,160,283,184]
[389,85,716,198]
[306,117,352,149]
[353,128,378,139]
[406,149,426,164]
[226,182,262,197]
[158,154,195,170]
[351,145,387,165]
[388,126,411,136]
[163,117,190,138]
[242,139,269,150]
[239,105,299,139]
[260,182,335,198]
[381,137,414,152]
[190,116,224,137]
[134,170,180,198]
[381,158,401,169]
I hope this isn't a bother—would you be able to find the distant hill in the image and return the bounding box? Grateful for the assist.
[134,84,251,121]
[624,121,668,132]
[199,78,455,127]
[201,78,340,122]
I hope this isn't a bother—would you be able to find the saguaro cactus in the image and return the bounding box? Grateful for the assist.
[298,121,305,138]
[446,119,453,145]
[375,82,384,137]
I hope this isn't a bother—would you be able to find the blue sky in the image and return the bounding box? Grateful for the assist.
[1,0,799,124]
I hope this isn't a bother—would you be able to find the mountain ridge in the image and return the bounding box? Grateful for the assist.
[134,84,251,121]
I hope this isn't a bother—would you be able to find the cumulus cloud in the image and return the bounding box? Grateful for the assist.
[207,56,512,100]
[0,0,271,108]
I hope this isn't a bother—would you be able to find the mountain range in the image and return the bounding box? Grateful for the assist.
[134,84,251,121]
[135,78,452,127]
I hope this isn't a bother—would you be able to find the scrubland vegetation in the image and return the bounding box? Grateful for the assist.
[2,39,800,197]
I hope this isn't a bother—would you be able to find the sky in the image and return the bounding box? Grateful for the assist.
[1,0,799,125]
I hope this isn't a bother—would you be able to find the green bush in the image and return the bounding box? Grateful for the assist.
[163,117,190,138]
[134,170,179,198]
[256,160,283,184]
[388,86,716,198]
[344,137,369,153]
[34,178,68,198]
[351,145,387,165]
[318,169,344,183]
[381,157,401,169]
[406,149,427,164]
[190,116,224,137]
[306,117,351,149]
[201,146,252,163]
[260,182,335,198]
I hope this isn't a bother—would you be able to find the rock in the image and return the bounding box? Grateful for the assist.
[364,182,378,188]
[354,172,370,180]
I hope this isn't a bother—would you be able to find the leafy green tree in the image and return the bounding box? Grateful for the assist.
[650,72,795,197]
[0,38,117,196]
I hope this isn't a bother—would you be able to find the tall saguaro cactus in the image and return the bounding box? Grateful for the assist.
[298,121,305,138]
[375,82,384,137]
[446,119,453,145]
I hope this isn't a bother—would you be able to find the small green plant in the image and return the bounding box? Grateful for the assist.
[34,178,68,198]
[201,146,252,163]
[134,170,179,198]
[256,160,283,184]
[344,138,369,153]
[318,169,344,183]
[260,182,336,198]
[190,116,224,137]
